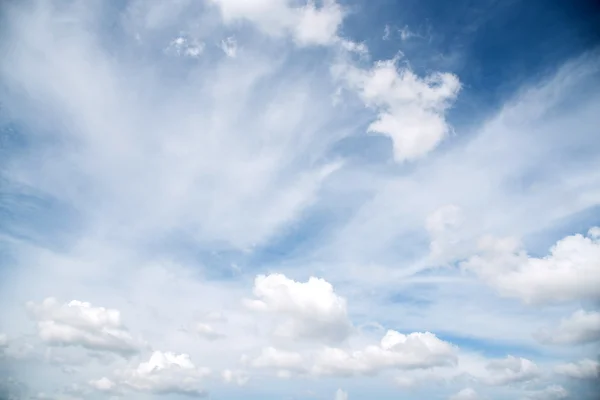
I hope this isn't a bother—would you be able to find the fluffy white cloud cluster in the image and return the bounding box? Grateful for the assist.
[244,274,352,343]
[536,309,600,345]
[26,298,141,356]
[555,359,599,380]
[311,330,457,376]
[462,228,600,304]
[333,58,461,161]
[209,0,344,46]
[94,351,209,397]
[483,355,540,386]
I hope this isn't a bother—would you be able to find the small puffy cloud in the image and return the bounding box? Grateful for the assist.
[26,298,141,356]
[536,310,600,345]
[312,330,457,376]
[209,0,344,47]
[555,358,599,379]
[244,273,352,343]
[333,58,461,162]
[115,351,209,397]
[462,228,600,304]
[522,385,568,400]
[222,369,249,386]
[449,388,481,400]
[334,388,348,400]
[483,355,540,386]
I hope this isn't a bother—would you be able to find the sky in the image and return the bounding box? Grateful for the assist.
[0,0,600,399]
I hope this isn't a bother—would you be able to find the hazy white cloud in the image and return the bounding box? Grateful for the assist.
[167,35,205,57]
[194,323,226,341]
[221,369,249,386]
[250,347,305,372]
[244,274,352,343]
[334,388,348,400]
[555,358,599,380]
[220,36,237,57]
[26,298,141,356]
[483,355,540,386]
[536,309,600,345]
[426,204,463,262]
[463,228,600,304]
[333,57,461,161]
[209,0,344,46]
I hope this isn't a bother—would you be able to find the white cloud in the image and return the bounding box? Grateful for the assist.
[194,323,225,341]
[220,36,237,57]
[536,309,600,345]
[333,58,461,161]
[555,358,599,379]
[114,351,209,397]
[462,228,600,304]
[483,355,540,386]
[250,347,305,372]
[88,377,116,392]
[334,388,348,400]
[311,330,457,376]
[449,388,481,400]
[26,298,141,356]
[522,385,568,400]
[209,0,344,46]
[426,204,463,262]
[167,35,205,58]
[244,274,352,343]
[222,369,249,386]
[0,333,7,348]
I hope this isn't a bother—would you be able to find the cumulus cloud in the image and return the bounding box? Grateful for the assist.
[555,359,600,379]
[482,355,540,386]
[462,228,600,304]
[244,274,352,343]
[449,388,482,400]
[111,351,209,397]
[536,309,600,345]
[26,298,141,356]
[311,330,457,376]
[333,57,461,161]
[209,0,345,46]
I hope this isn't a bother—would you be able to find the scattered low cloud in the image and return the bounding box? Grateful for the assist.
[26,298,142,356]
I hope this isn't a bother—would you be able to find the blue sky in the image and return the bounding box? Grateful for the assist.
[1,0,599,399]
